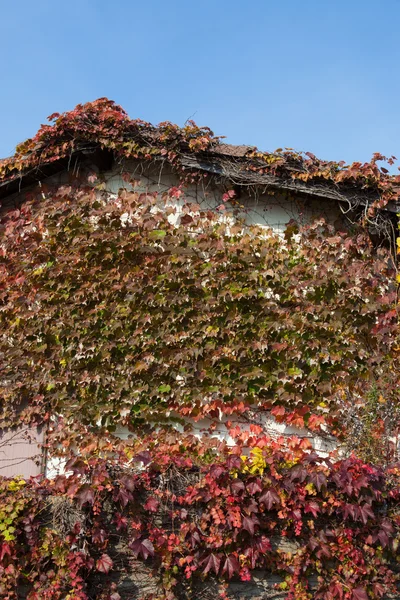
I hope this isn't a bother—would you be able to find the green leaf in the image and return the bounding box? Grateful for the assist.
[158,384,171,393]
[149,230,166,239]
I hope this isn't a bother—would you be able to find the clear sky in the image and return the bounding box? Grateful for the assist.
[1,0,400,165]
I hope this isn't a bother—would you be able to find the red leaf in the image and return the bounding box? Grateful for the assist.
[92,527,107,544]
[210,464,226,478]
[65,458,88,476]
[222,555,240,578]
[329,582,344,599]
[134,451,151,466]
[144,497,159,513]
[343,503,356,520]
[129,538,155,560]
[377,529,389,547]
[202,553,221,575]
[226,455,241,470]
[358,503,374,525]
[259,488,280,510]
[271,406,286,417]
[222,189,236,202]
[304,501,320,518]
[0,543,12,561]
[113,488,133,507]
[246,478,262,495]
[254,536,271,553]
[169,186,183,199]
[231,479,245,494]
[77,484,95,508]
[114,513,128,531]
[380,519,394,535]
[180,214,193,225]
[352,587,369,600]
[317,543,332,559]
[188,529,201,548]
[289,465,308,483]
[96,553,113,574]
[372,582,385,597]
[308,537,319,551]
[310,471,327,491]
[242,515,259,535]
[119,475,136,492]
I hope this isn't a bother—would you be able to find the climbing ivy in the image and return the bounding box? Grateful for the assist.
[1,436,400,600]
[0,185,397,439]
[0,99,400,599]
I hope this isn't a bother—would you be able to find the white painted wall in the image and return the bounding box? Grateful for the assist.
[100,160,343,233]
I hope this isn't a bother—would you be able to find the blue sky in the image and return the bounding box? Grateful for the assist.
[1,0,400,166]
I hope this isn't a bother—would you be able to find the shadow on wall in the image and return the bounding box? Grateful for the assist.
[0,424,44,478]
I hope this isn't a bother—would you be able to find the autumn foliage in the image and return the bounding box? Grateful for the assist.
[0,100,400,599]
[1,187,398,437]
[1,436,400,600]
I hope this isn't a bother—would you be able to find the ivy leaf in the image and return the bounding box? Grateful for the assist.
[246,478,262,495]
[0,543,11,561]
[380,519,394,535]
[92,528,107,545]
[231,479,245,494]
[242,516,259,535]
[187,529,201,549]
[180,214,193,225]
[114,513,128,531]
[358,503,375,525]
[343,503,356,520]
[149,230,166,239]
[202,553,221,575]
[329,582,344,599]
[210,465,226,479]
[304,501,320,517]
[226,455,241,470]
[76,484,95,508]
[289,465,307,483]
[144,497,159,513]
[317,543,332,559]
[65,458,87,475]
[119,475,136,492]
[259,488,280,509]
[133,451,151,466]
[222,555,240,578]
[254,536,272,553]
[310,472,327,491]
[113,488,133,507]
[158,384,171,393]
[372,583,385,597]
[308,537,319,551]
[129,538,155,560]
[222,190,236,202]
[352,587,369,600]
[96,553,113,574]
[377,529,389,548]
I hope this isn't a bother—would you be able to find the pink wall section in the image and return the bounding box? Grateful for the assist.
[0,425,44,478]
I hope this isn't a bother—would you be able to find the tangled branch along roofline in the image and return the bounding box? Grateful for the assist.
[1,98,400,215]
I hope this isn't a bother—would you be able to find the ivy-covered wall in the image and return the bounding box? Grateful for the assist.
[2,160,344,479]
[1,99,400,600]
